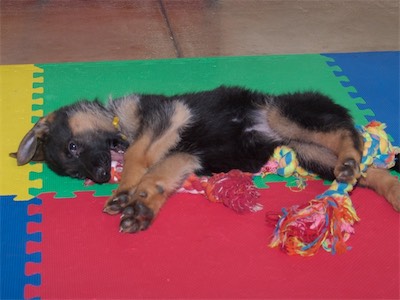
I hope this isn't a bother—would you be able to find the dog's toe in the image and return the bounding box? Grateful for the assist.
[103,192,130,215]
[119,201,154,233]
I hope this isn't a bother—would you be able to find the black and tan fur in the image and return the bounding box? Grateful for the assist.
[11,86,400,232]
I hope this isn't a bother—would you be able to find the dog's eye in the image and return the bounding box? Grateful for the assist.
[73,172,84,179]
[109,137,129,151]
[67,170,84,179]
[68,142,79,157]
[110,139,119,149]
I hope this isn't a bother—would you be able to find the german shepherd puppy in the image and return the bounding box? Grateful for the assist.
[11,86,400,232]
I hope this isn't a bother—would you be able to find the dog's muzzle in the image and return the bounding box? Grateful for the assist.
[86,151,112,183]
[94,166,111,183]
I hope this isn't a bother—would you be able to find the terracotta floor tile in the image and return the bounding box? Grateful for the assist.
[1,0,176,64]
[164,0,399,57]
[0,0,399,64]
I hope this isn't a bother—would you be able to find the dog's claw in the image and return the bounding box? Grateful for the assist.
[103,203,122,215]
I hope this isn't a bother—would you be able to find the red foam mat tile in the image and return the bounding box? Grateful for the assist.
[26,222,41,235]
[25,262,41,277]
[26,241,41,255]
[27,203,42,217]
[33,182,399,299]
[24,284,40,300]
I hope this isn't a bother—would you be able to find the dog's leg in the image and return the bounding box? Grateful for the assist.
[103,133,153,214]
[314,129,364,183]
[103,130,181,214]
[104,102,192,215]
[111,152,200,233]
[359,167,400,212]
[288,129,364,183]
[268,105,363,184]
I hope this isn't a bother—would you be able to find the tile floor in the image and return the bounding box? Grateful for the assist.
[0,0,399,64]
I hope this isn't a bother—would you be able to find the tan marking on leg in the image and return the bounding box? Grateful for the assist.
[107,153,201,232]
[267,108,301,139]
[268,107,363,182]
[288,141,337,169]
[309,131,362,156]
[359,167,400,212]
[117,132,153,192]
[119,102,191,189]
[268,107,362,153]
[171,101,193,129]
[106,102,193,208]
[146,102,192,164]
[307,130,362,180]
[135,152,200,214]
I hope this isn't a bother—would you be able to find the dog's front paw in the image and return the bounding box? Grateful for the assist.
[334,158,360,183]
[104,190,155,233]
[104,181,167,233]
[120,201,154,233]
[103,191,131,215]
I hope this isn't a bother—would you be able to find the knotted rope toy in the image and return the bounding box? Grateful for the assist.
[178,170,263,213]
[267,121,399,256]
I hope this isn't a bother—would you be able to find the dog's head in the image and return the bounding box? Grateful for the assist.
[11,101,128,183]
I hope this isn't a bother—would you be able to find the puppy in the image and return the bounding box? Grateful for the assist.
[11,86,400,232]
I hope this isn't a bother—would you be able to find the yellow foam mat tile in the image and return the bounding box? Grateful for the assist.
[0,65,44,200]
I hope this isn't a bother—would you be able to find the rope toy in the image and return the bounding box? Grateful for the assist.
[267,121,399,256]
[178,170,263,213]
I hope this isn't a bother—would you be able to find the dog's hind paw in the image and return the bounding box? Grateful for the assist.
[334,158,360,183]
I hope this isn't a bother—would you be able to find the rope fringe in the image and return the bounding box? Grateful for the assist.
[268,121,399,256]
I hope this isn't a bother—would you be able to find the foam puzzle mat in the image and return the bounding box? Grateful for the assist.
[1,52,399,299]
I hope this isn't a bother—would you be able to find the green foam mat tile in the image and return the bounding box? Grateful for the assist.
[30,54,372,197]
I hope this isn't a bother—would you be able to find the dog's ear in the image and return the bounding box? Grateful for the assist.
[10,116,52,165]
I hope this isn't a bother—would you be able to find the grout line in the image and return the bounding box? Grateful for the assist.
[158,0,183,58]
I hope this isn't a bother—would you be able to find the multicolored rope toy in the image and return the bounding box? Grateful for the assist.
[179,170,263,213]
[268,121,399,256]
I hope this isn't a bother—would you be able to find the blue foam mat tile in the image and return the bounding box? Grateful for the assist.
[323,51,399,144]
[0,196,42,300]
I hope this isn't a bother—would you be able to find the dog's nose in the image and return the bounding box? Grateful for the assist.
[95,167,110,183]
